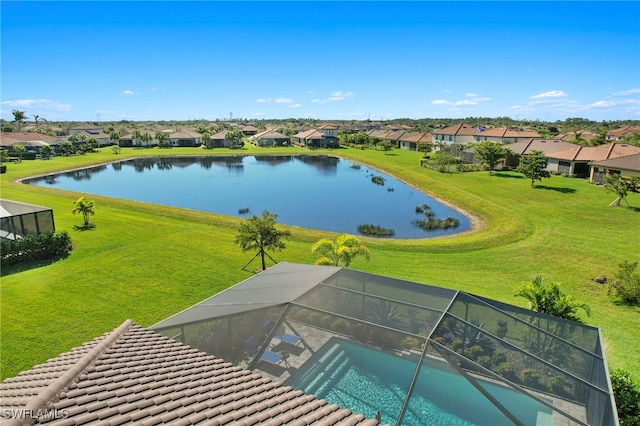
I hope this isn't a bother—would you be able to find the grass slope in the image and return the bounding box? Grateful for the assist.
[1,145,638,380]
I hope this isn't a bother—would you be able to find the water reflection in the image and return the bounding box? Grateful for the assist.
[24,155,471,239]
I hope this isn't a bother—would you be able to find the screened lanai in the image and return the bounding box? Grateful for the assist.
[152,262,618,426]
[0,199,55,240]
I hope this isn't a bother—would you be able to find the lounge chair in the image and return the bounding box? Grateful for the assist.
[243,335,288,367]
[263,319,303,347]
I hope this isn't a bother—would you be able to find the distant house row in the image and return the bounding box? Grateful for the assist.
[2,122,639,181]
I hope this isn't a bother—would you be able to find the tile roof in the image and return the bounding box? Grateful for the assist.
[293,129,325,140]
[0,320,377,426]
[590,152,640,172]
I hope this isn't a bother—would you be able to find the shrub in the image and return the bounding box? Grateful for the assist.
[357,224,394,237]
[476,355,492,368]
[611,368,640,426]
[521,369,541,387]
[608,261,640,306]
[496,362,517,381]
[492,351,507,365]
[371,175,385,185]
[1,231,72,267]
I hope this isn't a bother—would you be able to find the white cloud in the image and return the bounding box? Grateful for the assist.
[529,91,568,104]
[587,100,616,108]
[288,103,302,108]
[453,99,478,106]
[614,88,640,96]
[311,98,324,104]
[121,90,136,95]
[1,99,72,111]
[252,112,265,117]
[465,93,478,97]
[313,91,355,103]
[431,99,450,105]
[256,97,294,104]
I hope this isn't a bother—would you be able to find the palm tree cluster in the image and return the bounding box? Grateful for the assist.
[514,275,591,322]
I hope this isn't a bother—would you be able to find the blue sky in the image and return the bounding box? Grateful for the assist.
[1,1,639,123]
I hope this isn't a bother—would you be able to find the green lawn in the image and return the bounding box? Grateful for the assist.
[1,145,639,380]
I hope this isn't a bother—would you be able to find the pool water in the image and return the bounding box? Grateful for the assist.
[286,339,552,426]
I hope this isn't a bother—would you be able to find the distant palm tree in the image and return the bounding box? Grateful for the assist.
[12,109,26,132]
[72,197,96,226]
[311,234,370,267]
[33,114,40,130]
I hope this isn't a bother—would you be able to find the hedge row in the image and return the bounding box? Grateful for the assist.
[1,231,73,267]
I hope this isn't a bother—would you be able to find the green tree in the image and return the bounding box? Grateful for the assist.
[517,150,550,187]
[109,130,121,147]
[72,197,96,226]
[132,130,142,148]
[12,109,26,132]
[311,234,370,267]
[33,114,40,131]
[200,131,211,148]
[12,144,26,162]
[433,151,456,173]
[474,140,511,172]
[140,131,152,147]
[235,210,291,271]
[514,275,591,322]
[59,141,74,156]
[380,141,393,155]
[604,175,640,207]
[156,131,170,148]
[226,128,245,149]
[40,144,53,159]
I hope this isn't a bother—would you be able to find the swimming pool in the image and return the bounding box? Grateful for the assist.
[286,338,552,426]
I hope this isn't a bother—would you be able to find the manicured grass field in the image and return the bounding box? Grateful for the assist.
[1,145,638,380]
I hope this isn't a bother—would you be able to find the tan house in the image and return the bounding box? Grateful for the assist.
[251,129,290,147]
[589,153,640,183]
[293,129,330,148]
[606,125,640,141]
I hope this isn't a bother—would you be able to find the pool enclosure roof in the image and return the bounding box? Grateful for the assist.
[152,262,618,426]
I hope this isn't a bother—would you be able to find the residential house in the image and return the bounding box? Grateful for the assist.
[251,129,290,147]
[554,130,599,144]
[432,123,478,147]
[293,129,330,148]
[0,132,62,153]
[0,319,377,426]
[503,139,578,169]
[434,123,542,149]
[242,125,259,136]
[317,123,340,145]
[169,129,201,147]
[208,130,230,148]
[606,125,640,142]
[68,124,102,135]
[589,153,640,183]
[397,132,432,151]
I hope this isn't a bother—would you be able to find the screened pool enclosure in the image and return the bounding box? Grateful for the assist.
[152,262,618,426]
[0,199,55,240]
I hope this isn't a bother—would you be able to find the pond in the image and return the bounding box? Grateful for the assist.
[23,155,471,239]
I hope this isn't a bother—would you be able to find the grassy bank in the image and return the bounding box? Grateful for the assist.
[1,145,638,380]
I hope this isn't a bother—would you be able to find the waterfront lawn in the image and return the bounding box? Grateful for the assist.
[1,145,638,380]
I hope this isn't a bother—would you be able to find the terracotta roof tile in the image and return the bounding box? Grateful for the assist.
[1,320,377,425]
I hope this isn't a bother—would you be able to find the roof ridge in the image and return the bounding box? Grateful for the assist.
[9,320,133,426]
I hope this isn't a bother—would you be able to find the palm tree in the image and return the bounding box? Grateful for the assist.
[72,197,96,226]
[109,130,121,147]
[514,275,590,322]
[12,109,26,132]
[311,234,370,267]
[33,114,40,130]
[132,130,142,148]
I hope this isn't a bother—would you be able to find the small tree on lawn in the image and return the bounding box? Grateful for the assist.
[380,141,393,155]
[514,275,591,322]
[72,197,96,227]
[40,144,53,159]
[12,144,26,162]
[235,210,291,271]
[474,140,511,172]
[604,175,640,207]
[311,234,370,267]
[517,150,550,187]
